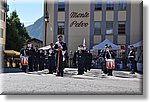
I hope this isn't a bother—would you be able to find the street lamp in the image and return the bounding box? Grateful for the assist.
[44,11,49,22]
[44,0,49,46]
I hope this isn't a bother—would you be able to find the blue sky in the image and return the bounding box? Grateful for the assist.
[7,0,44,27]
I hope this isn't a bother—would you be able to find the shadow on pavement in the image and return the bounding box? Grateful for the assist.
[1,68,23,73]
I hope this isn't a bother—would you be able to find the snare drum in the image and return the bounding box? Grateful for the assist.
[21,56,28,66]
[106,59,115,69]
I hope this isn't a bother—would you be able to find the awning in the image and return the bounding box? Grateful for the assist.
[39,45,50,50]
[128,41,143,48]
[93,39,121,50]
[4,50,20,57]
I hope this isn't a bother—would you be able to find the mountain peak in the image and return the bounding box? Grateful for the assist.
[26,16,44,41]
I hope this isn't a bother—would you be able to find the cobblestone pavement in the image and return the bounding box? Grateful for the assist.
[0,68,143,95]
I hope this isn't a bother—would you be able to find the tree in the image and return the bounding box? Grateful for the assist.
[6,10,31,51]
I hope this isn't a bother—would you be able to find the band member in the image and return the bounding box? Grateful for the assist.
[39,49,44,71]
[44,50,49,70]
[106,45,116,76]
[34,45,40,71]
[77,45,85,75]
[48,43,55,74]
[28,44,35,72]
[54,35,67,77]
[128,46,136,74]
[20,44,29,73]
[100,44,108,74]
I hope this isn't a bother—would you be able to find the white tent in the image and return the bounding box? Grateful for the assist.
[93,39,121,50]
[128,41,143,48]
[39,45,50,50]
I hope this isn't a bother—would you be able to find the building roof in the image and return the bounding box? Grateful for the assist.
[27,38,43,43]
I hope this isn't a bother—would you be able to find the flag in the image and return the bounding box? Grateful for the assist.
[83,38,86,47]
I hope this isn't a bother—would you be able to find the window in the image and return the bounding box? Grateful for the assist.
[58,0,65,11]
[106,0,114,10]
[94,21,101,35]
[118,22,126,34]
[118,0,126,10]
[0,11,5,21]
[58,22,65,35]
[0,28,3,38]
[106,21,113,34]
[95,0,102,11]
[0,0,5,9]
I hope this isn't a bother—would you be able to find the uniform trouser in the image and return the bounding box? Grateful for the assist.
[107,69,113,75]
[78,61,84,75]
[28,57,33,72]
[22,65,27,72]
[84,60,88,72]
[102,61,107,74]
[39,61,44,71]
[78,66,84,75]
[48,56,55,74]
[69,58,73,67]
[44,58,48,69]
[34,59,39,71]
[130,60,136,73]
[87,60,92,71]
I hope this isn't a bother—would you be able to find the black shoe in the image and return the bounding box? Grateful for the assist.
[130,72,135,74]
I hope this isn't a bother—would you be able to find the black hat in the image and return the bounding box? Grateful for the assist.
[109,45,112,48]
[58,35,63,38]
[130,45,134,48]
[105,44,108,48]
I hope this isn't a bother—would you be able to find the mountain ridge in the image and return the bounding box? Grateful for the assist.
[26,16,44,41]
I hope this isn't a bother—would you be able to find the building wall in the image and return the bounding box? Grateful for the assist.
[0,0,6,69]
[45,0,143,52]
[130,0,143,44]
[68,1,91,51]
[0,0,6,50]
[28,41,43,48]
[44,0,54,46]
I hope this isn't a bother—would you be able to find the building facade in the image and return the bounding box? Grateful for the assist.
[27,38,43,48]
[0,0,7,51]
[44,0,143,52]
[0,0,7,68]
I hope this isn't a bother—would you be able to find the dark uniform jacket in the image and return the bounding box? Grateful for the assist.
[34,48,40,60]
[105,50,116,59]
[48,48,55,57]
[128,50,135,60]
[20,48,29,56]
[54,42,67,51]
[54,41,67,61]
